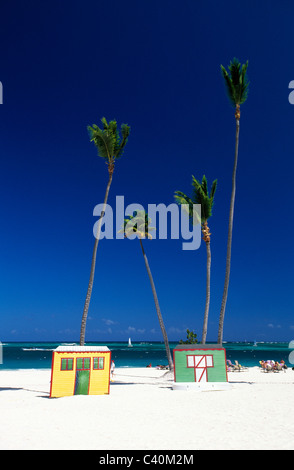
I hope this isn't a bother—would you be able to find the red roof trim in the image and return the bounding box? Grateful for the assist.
[55,351,111,354]
[174,348,225,352]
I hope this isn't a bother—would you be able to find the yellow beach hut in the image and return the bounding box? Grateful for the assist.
[50,345,111,397]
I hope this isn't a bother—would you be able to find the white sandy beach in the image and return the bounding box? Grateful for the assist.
[0,366,293,450]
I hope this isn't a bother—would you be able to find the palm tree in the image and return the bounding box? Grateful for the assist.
[118,211,174,370]
[175,175,217,344]
[218,58,249,344]
[80,117,130,346]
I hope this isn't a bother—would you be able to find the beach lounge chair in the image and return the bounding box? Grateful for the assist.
[280,360,287,370]
[226,359,239,371]
[235,360,248,371]
[260,360,270,372]
[267,360,279,372]
[273,362,285,372]
[260,360,274,372]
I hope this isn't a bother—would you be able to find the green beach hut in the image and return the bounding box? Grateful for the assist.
[173,344,229,390]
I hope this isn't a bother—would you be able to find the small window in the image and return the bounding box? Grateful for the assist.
[84,358,90,369]
[206,355,213,367]
[187,355,194,367]
[93,357,104,370]
[61,358,73,371]
[76,357,91,370]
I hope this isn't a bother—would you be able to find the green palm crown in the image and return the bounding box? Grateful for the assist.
[175,175,217,225]
[88,117,130,171]
[118,210,155,239]
[220,58,249,116]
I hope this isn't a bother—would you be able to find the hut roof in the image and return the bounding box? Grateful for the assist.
[174,344,223,350]
[55,346,110,352]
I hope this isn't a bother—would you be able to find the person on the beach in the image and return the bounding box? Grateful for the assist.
[111,360,115,381]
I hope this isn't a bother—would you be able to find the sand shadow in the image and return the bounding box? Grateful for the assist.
[0,385,50,396]
[0,386,23,391]
[228,381,254,385]
[110,382,134,386]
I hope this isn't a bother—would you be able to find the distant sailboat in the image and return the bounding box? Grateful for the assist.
[128,337,133,348]
[253,341,258,347]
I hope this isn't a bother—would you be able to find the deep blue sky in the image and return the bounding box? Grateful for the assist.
[1,0,294,343]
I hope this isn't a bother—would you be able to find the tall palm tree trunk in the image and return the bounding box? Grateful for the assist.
[201,239,211,344]
[218,114,240,344]
[80,166,114,346]
[139,238,174,370]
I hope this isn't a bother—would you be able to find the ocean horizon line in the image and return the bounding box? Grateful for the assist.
[1,339,291,345]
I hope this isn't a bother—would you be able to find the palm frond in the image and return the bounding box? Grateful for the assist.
[115,123,130,159]
[221,65,235,107]
[201,175,208,196]
[174,191,193,206]
[174,191,196,221]
[101,117,108,129]
[201,199,212,221]
[209,179,218,204]
[229,58,241,88]
[192,176,207,206]
[239,61,249,104]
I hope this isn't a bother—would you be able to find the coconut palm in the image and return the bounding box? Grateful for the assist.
[80,117,130,346]
[218,58,249,344]
[175,175,217,344]
[118,211,174,370]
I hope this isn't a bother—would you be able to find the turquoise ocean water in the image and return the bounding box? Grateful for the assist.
[0,341,293,370]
